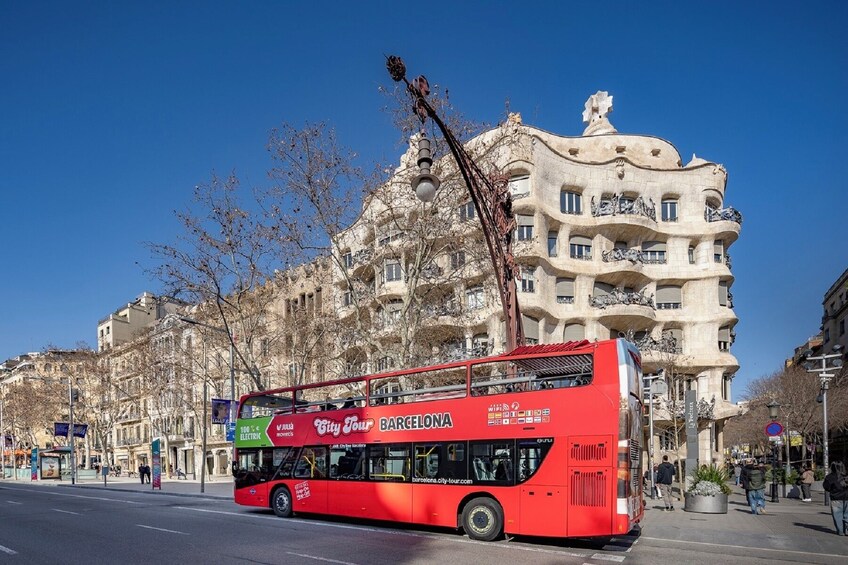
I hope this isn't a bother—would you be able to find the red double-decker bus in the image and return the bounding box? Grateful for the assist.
[232,338,644,541]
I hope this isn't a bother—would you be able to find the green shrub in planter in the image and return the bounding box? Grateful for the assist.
[688,464,732,496]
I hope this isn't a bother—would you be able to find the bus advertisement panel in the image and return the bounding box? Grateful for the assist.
[233,338,644,541]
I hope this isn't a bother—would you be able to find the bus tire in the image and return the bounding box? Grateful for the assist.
[272,487,293,518]
[461,497,503,541]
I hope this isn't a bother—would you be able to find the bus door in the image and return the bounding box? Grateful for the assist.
[328,445,368,517]
[363,444,412,522]
[566,435,613,537]
[234,448,275,507]
[517,439,565,537]
[290,446,329,513]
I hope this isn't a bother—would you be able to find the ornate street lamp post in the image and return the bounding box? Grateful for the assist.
[386,56,524,351]
[803,344,843,505]
[767,401,780,503]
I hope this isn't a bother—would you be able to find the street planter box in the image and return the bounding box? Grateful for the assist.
[684,492,728,514]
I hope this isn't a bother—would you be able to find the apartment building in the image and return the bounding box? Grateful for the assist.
[331,92,741,463]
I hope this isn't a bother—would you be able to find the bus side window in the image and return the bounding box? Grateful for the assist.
[293,446,328,479]
[517,439,553,483]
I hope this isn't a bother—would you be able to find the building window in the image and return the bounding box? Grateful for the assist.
[509,174,530,199]
[825,329,831,342]
[570,235,592,260]
[560,190,582,215]
[556,278,575,304]
[450,250,466,269]
[714,240,724,263]
[661,199,678,222]
[547,231,558,257]
[342,290,353,307]
[376,356,394,372]
[385,299,403,322]
[642,241,667,264]
[656,285,682,310]
[520,267,536,293]
[342,252,353,268]
[522,315,540,345]
[688,246,695,264]
[840,319,845,336]
[718,281,729,307]
[659,429,676,451]
[516,215,534,241]
[459,201,476,221]
[563,323,585,342]
[466,285,485,310]
[718,326,732,351]
[384,259,402,282]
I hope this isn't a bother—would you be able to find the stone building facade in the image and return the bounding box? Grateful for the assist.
[331,92,741,464]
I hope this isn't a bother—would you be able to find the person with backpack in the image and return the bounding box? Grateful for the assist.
[823,460,848,535]
[741,460,767,515]
[656,455,676,511]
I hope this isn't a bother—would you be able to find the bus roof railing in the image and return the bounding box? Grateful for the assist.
[239,340,598,405]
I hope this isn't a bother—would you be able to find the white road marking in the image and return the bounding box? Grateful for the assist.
[285,552,357,565]
[591,554,625,562]
[175,507,593,558]
[0,544,16,555]
[0,486,140,504]
[52,508,80,515]
[6,501,22,505]
[640,536,848,560]
[136,524,189,535]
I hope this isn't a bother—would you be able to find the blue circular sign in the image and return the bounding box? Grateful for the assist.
[765,422,784,437]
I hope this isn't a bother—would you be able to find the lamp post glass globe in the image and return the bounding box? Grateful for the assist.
[767,401,780,420]
[412,173,440,202]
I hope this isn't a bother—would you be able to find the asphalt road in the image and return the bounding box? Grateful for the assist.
[0,483,635,564]
[1,483,846,565]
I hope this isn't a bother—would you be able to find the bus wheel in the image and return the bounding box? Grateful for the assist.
[272,487,293,518]
[461,497,503,541]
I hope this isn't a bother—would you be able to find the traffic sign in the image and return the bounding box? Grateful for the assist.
[765,421,784,437]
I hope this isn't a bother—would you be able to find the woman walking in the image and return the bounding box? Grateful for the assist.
[823,461,848,536]
[799,465,814,502]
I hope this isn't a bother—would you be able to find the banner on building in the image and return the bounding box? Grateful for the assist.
[53,423,88,438]
[72,424,88,438]
[152,438,161,490]
[211,399,231,425]
[684,390,699,479]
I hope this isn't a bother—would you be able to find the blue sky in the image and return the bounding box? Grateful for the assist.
[1,1,846,399]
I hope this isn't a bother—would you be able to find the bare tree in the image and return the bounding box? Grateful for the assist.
[148,174,276,391]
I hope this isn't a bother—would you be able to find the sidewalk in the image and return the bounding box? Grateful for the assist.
[640,483,847,560]
[4,474,233,500]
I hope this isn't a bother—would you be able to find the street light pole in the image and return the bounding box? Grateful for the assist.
[68,379,76,485]
[803,344,843,505]
[179,317,237,474]
[386,55,524,352]
[767,401,780,503]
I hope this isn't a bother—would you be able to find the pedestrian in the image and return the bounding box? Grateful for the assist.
[822,461,848,536]
[138,463,144,484]
[656,455,676,511]
[143,464,151,484]
[741,459,767,515]
[734,463,742,486]
[799,465,814,502]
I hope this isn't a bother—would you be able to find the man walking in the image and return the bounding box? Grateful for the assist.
[656,455,676,511]
[741,460,767,515]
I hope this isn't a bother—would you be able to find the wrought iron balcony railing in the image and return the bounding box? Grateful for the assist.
[705,205,743,224]
[591,194,656,221]
[590,289,655,309]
